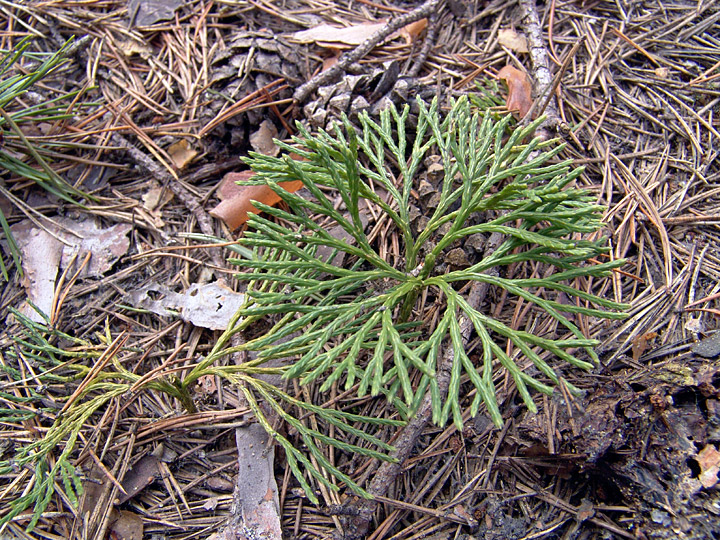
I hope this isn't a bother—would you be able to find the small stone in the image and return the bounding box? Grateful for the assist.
[427,162,444,181]
[415,216,430,233]
[392,78,410,101]
[303,101,317,118]
[437,222,452,236]
[345,75,363,93]
[328,93,351,113]
[309,107,327,127]
[466,233,486,252]
[693,332,720,358]
[350,96,370,115]
[424,154,442,167]
[426,192,442,210]
[371,95,395,115]
[418,179,435,198]
[317,85,335,102]
[445,247,469,267]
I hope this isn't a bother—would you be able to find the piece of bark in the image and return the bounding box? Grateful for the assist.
[206,424,282,540]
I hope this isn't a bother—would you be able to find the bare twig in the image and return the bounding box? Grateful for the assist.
[112,133,224,267]
[407,11,440,78]
[293,0,446,104]
[518,0,562,132]
[535,37,583,120]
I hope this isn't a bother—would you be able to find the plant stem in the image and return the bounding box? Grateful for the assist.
[173,377,197,413]
[398,288,419,322]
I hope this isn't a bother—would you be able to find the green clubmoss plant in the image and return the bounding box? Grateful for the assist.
[0,95,628,529]
[189,95,627,496]
[0,310,191,531]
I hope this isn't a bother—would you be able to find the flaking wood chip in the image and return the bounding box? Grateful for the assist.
[127,281,245,330]
[249,119,280,156]
[167,139,198,170]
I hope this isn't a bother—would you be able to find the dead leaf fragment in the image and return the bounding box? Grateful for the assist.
[697,445,720,488]
[10,219,132,322]
[202,425,283,540]
[128,0,184,27]
[126,281,245,330]
[210,171,303,229]
[167,139,197,170]
[0,187,12,217]
[497,65,534,119]
[109,510,144,540]
[216,170,256,201]
[141,187,174,227]
[142,187,173,212]
[498,65,533,118]
[291,21,387,47]
[290,19,424,49]
[196,374,217,396]
[117,454,160,505]
[399,18,428,45]
[498,28,529,53]
[58,219,132,277]
[631,331,658,362]
[80,462,109,517]
[249,120,280,157]
[10,226,62,322]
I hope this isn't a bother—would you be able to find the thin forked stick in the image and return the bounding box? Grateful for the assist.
[293,0,445,104]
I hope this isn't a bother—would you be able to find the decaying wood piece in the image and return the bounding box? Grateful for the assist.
[207,425,282,540]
